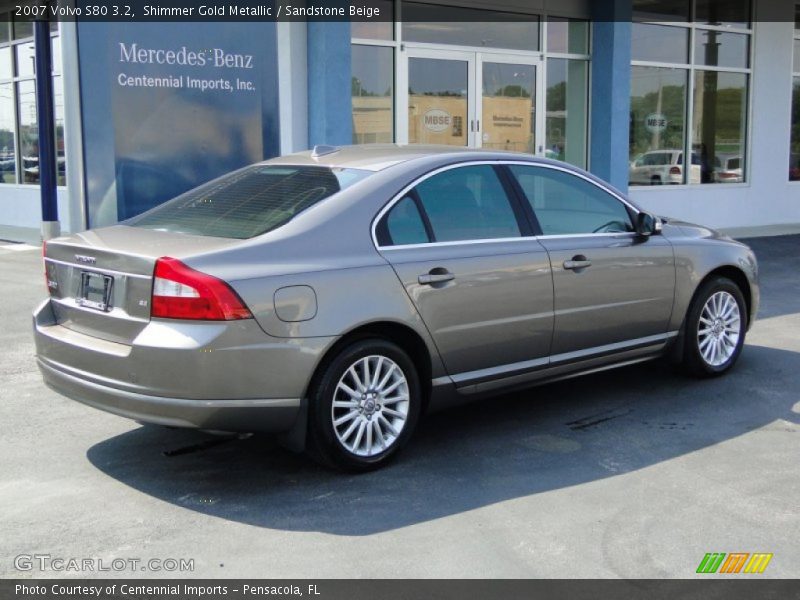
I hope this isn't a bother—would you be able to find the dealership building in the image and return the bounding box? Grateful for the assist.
[1,0,799,239]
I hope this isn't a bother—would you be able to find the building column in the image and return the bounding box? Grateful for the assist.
[307,21,352,147]
[590,1,632,191]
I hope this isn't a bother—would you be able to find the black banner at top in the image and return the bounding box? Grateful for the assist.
[0,0,795,23]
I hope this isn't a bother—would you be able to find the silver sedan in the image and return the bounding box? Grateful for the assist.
[34,145,759,470]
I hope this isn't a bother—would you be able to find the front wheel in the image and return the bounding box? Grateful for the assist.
[306,339,421,471]
[681,276,747,377]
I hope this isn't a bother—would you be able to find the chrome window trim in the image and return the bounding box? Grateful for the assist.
[371,160,641,250]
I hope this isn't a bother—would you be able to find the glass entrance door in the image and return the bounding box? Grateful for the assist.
[403,50,541,153]
[406,50,475,147]
[477,55,541,154]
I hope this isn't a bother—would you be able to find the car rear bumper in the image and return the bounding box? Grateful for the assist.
[38,357,301,432]
[33,299,335,433]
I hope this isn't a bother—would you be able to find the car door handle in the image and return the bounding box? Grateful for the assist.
[563,257,592,270]
[418,270,455,285]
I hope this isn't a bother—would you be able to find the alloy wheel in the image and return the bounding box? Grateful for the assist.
[331,355,410,457]
[697,290,741,367]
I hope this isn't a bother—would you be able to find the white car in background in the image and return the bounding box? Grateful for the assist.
[629,150,701,185]
[714,155,743,183]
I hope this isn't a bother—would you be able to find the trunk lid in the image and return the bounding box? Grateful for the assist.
[43,226,240,344]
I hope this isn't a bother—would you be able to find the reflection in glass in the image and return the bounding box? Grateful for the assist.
[351,0,393,40]
[15,41,35,77]
[352,45,394,144]
[0,46,11,80]
[403,3,538,51]
[629,67,688,186]
[0,82,15,184]
[633,0,690,21]
[17,79,37,184]
[546,18,588,55]
[408,57,468,146]
[695,0,750,28]
[52,35,61,74]
[481,62,535,153]
[54,75,65,185]
[12,19,32,40]
[692,71,747,184]
[694,30,748,68]
[546,59,587,168]
[632,23,689,64]
[0,18,9,44]
[790,78,800,180]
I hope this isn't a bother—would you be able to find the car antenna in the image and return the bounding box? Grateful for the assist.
[311,145,340,158]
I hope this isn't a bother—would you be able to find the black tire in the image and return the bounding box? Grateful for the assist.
[651,175,663,185]
[306,338,421,472]
[680,276,748,378]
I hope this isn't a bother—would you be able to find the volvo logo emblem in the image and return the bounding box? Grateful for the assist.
[74,254,97,265]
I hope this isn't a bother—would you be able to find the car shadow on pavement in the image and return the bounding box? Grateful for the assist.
[86,343,799,536]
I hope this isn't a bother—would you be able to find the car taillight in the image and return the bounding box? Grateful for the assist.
[669,166,682,175]
[151,257,252,321]
[719,172,737,179]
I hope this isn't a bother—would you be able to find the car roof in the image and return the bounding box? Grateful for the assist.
[263,144,537,172]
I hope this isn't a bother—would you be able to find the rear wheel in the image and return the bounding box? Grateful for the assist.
[306,339,421,471]
[681,276,747,377]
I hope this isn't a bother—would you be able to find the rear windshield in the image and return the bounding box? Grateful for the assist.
[127,165,372,239]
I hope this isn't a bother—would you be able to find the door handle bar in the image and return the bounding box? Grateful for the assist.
[418,272,455,285]
[563,259,592,270]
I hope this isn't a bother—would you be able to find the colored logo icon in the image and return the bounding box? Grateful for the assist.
[696,553,773,574]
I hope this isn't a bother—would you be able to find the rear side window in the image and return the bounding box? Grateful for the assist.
[414,165,520,243]
[509,165,634,235]
[128,165,372,239]
[383,196,429,246]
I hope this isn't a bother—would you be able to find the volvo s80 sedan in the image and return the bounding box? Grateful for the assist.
[34,145,759,470]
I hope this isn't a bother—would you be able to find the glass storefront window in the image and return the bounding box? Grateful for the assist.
[546,19,588,55]
[632,24,689,64]
[546,59,587,169]
[695,0,750,28]
[15,40,35,77]
[0,46,11,80]
[0,82,15,184]
[790,78,800,181]
[352,45,394,144]
[691,71,747,184]
[629,67,688,185]
[352,0,394,40]
[17,79,37,184]
[12,19,32,41]
[402,3,539,52]
[633,0,690,21]
[693,30,749,69]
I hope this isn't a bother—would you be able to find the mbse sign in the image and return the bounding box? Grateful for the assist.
[645,112,668,133]
[423,109,451,132]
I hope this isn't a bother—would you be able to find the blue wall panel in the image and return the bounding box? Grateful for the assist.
[590,2,632,192]
[307,21,352,147]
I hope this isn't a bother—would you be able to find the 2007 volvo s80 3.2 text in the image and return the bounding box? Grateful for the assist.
[34,145,759,470]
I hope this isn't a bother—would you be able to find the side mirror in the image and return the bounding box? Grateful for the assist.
[635,212,661,237]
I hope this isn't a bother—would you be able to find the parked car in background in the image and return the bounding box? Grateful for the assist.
[34,145,759,471]
[714,155,743,183]
[629,149,701,185]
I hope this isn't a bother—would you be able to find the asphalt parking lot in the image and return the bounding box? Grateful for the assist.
[0,235,798,579]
